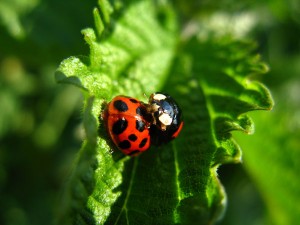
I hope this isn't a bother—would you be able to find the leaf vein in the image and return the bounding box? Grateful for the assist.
[113,158,138,225]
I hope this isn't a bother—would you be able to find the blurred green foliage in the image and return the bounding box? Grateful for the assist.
[0,0,299,225]
[0,0,94,224]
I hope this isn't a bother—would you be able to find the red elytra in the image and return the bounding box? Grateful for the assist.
[102,96,151,156]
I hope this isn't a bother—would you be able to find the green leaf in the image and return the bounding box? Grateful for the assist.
[139,37,273,225]
[55,1,273,225]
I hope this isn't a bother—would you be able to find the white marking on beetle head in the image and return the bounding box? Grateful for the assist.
[153,93,166,101]
[159,113,172,126]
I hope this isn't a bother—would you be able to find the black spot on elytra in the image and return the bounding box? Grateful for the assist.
[139,138,148,148]
[113,100,128,112]
[128,134,138,141]
[112,119,128,135]
[128,150,140,156]
[136,106,147,117]
[129,98,138,103]
[136,120,145,132]
[118,140,131,149]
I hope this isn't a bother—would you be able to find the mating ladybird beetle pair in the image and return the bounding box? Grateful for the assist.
[101,92,183,156]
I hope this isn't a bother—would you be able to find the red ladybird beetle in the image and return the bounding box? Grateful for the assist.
[147,92,183,146]
[102,96,151,156]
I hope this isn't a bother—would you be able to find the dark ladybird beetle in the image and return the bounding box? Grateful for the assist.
[147,92,183,146]
[102,96,151,156]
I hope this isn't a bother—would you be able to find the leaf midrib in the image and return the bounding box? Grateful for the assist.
[113,157,138,225]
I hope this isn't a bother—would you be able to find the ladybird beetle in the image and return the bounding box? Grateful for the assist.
[102,96,151,156]
[147,92,183,146]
